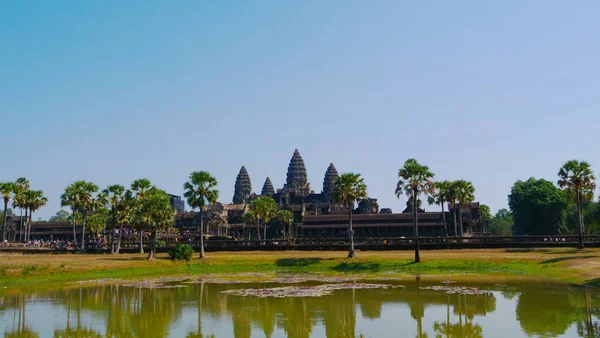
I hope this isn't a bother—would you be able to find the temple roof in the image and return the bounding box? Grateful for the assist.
[322,163,339,202]
[233,166,252,204]
[286,149,308,189]
[261,177,275,196]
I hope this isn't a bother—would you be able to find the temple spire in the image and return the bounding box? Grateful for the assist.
[233,166,252,204]
[261,177,275,197]
[322,163,339,202]
[286,149,308,189]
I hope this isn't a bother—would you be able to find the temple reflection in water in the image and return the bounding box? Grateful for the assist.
[0,278,599,338]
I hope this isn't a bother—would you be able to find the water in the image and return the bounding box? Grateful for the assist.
[1,277,599,337]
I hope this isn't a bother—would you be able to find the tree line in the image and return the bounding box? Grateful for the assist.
[1,158,596,260]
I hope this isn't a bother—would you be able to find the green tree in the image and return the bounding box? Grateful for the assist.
[333,172,368,258]
[558,160,596,249]
[49,209,70,222]
[98,184,126,254]
[277,209,293,238]
[88,207,109,240]
[564,201,600,235]
[453,180,475,235]
[61,184,79,244]
[183,171,219,259]
[12,177,29,242]
[136,188,174,260]
[249,196,277,242]
[395,159,435,263]
[479,204,492,233]
[508,178,566,235]
[243,210,256,240]
[70,181,99,250]
[0,182,16,241]
[23,190,47,241]
[428,180,452,237]
[131,178,153,254]
[489,208,513,236]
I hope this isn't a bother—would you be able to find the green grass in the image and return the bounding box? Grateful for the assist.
[0,249,592,288]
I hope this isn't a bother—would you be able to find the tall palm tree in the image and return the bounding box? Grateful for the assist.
[453,180,475,236]
[98,184,126,254]
[249,196,278,242]
[428,180,452,237]
[61,184,79,245]
[131,178,153,254]
[333,173,368,258]
[136,188,174,260]
[277,209,293,238]
[0,182,16,241]
[558,160,596,249]
[396,159,435,263]
[13,177,29,242]
[183,171,219,259]
[71,181,99,250]
[23,190,47,241]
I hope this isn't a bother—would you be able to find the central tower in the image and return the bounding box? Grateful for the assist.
[286,149,308,189]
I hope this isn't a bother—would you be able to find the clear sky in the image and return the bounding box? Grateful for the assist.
[2,1,599,220]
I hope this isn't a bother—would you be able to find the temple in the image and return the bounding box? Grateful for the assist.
[8,149,485,242]
[201,149,486,239]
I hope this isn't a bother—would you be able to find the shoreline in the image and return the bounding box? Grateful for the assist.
[1,248,599,288]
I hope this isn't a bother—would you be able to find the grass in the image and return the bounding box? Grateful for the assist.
[1,248,600,287]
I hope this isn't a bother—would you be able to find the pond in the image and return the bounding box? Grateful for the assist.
[0,276,599,337]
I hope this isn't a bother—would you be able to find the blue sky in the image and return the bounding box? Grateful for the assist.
[2,1,599,219]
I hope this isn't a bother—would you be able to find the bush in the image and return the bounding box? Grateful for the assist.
[169,244,194,262]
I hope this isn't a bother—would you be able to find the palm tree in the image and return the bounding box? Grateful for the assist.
[428,180,452,237]
[0,182,16,241]
[131,178,153,254]
[243,210,256,240]
[115,190,135,253]
[136,188,174,260]
[277,209,293,238]
[98,184,126,254]
[71,181,99,250]
[249,196,277,242]
[453,180,475,236]
[333,173,368,258]
[396,159,435,263]
[61,184,79,245]
[23,190,47,241]
[13,177,29,242]
[558,160,596,249]
[183,171,219,259]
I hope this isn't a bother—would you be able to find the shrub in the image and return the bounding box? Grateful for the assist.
[169,244,194,262]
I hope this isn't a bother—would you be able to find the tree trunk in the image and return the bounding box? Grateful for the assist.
[110,210,115,254]
[26,210,31,242]
[452,203,458,237]
[81,216,86,251]
[413,190,420,263]
[459,206,464,237]
[19,208,23,243]
[71,211,77,245]
[3,199,8,242]
[139,228,144,254]
[116,225,122,254]
[263,220,267,242]
[199,212,205,258]
[348,204,355,258]
[577,190,585,249]
[441,199,448,237]
[147,230,157,260]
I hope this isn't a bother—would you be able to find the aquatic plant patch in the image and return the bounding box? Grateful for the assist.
[221,283,403,298]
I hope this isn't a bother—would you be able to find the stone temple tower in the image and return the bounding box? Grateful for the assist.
[233,166,252,204]
[286,149,308,189]
[261,177,275,197]
[322,163,339,202]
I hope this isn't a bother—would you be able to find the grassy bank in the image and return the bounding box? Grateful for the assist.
[1,248,600,287]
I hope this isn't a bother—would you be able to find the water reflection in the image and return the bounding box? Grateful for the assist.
[0,278,599,337]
